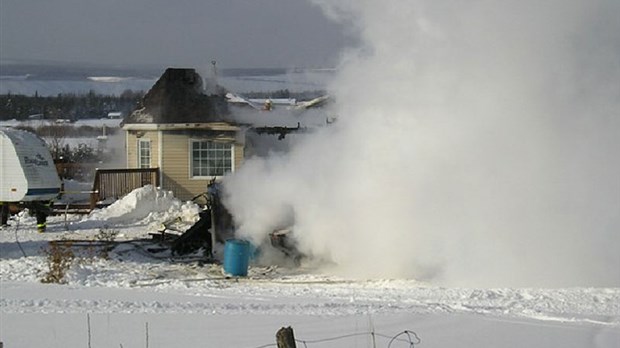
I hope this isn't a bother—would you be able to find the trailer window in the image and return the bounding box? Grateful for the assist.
[190,140,233,177]
[137,139,151,168]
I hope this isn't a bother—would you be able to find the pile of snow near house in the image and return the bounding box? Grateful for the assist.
[0,186,619,347]
[82,185,200,228]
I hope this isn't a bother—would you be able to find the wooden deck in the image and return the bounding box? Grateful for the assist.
[90,168,160,209]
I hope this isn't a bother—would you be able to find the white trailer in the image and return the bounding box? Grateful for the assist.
[0,127,61,202]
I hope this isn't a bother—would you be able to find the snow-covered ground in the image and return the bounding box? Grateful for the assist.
[0,118,122,129]
[1,186,618,347]
[0,118,121,152]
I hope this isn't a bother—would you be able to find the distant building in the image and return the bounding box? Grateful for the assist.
[107,112,123,119]
[28,114,44,120]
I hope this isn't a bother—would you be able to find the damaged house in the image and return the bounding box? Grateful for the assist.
[121,67,329,260]
[122,68,244,201]
[122,67,329,203]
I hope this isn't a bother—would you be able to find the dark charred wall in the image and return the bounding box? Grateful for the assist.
[124,68,230,124]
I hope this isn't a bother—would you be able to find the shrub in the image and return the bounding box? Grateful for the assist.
[41,240,75,284]
[95,227,119,259]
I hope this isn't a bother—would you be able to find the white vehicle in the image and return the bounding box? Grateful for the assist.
[0,127,61,202]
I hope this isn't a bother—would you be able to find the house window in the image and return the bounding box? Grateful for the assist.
[137,139,151,168]
[191,140,233,177]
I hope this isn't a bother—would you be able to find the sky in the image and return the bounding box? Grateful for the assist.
[0,0,351,69]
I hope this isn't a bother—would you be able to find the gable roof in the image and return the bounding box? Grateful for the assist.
[122,68,231,125]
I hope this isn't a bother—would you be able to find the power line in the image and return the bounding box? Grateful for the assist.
[250,329,421,348]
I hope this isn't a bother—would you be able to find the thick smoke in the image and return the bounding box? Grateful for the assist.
[224,0,620,287]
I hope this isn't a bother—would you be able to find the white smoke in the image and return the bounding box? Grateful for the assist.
[223,0,620,287]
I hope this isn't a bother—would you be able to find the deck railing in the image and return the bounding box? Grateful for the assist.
[90,168,160,209]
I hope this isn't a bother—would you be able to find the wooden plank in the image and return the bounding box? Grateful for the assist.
[92,168,160,204]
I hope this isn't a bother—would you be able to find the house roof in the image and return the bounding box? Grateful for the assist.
[122,68,232,126]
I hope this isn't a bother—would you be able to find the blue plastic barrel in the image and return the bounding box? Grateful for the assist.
[223,239,251,276]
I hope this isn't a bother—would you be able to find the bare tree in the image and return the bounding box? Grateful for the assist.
[42,124,70,161]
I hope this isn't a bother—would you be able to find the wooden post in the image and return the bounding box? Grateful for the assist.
[90,169,100,210]
[276,326,296,348]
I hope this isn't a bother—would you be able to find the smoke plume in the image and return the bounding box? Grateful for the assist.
[223,0,620,287]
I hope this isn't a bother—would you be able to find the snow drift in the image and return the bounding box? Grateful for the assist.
[79,185,200,228]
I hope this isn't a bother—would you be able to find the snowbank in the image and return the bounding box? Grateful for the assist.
[79,185,200,228]
[0,191,618,347]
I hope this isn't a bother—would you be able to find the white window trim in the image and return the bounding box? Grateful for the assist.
[158,131,163,187]
[188,139,235,179]
[137,138,152,169]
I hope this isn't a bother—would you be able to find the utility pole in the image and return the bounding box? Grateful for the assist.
[211,60,218,87]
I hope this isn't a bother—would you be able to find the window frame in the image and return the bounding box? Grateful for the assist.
[189,139,234,179]
[137,138,152,169]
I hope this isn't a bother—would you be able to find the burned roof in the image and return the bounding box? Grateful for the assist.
[123,68,231,125]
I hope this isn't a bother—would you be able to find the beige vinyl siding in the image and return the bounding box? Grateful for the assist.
[160,130,243,201]
[125,127,244,201]
[126,132,137,168]
[126,130,160,169]
[234,143,244,169]
[160,131,194,200]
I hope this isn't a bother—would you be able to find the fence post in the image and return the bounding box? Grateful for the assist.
[91,169,100,210]
[276,326,296,348]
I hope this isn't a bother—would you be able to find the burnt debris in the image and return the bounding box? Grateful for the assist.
[123,68,231,125]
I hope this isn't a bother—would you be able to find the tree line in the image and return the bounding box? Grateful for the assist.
[0,89,144,121]
[242,89,326,100]
[0,89,327,121]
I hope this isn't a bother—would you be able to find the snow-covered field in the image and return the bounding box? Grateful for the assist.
[0,69,331,97]
[0,118,122,129]
[1,187,618,347]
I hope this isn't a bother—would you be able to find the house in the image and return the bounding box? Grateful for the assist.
[121,68,244,201]
[28,113,44,120]
[107,112,123,119]
[122,67,330,202]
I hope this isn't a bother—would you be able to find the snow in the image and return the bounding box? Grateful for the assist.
[1,187,618,347]
[86,77,134,83]
[0,118,122,129]
[83,185,197,226]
